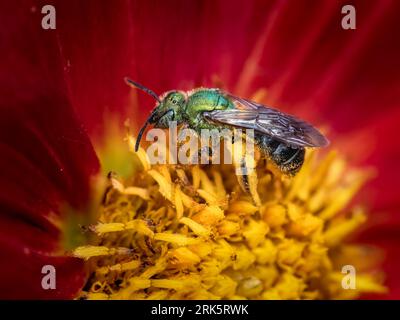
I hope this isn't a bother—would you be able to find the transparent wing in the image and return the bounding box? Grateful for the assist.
[204,93,329,148]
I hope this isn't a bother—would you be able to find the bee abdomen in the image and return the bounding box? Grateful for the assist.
[255,134,305,175]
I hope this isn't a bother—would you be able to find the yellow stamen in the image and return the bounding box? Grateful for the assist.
[97,260,141,275]
[73,246,132,260]
[154,233,200,246]
[179,217,211,237]
[75,129,385,300]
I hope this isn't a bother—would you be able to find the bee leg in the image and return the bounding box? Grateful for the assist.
[234,154,261,207]
[177,123,191,139]
[183,146,211,165]
[177,123,196,148]
[176,126,200,164]
[197,146,214,164]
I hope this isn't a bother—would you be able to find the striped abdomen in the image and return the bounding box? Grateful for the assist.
[255,133,305,175]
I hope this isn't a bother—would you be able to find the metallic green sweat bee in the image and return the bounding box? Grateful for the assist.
[126,78,329,181]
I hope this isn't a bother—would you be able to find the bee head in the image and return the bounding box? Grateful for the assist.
[155,91,186,128]
[125,78,186,151]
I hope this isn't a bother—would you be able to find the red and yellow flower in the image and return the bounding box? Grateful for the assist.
[1,0,399,299]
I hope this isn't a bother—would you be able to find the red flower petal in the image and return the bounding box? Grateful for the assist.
[358,223,400,300]
[2,0,400,298]
[0,2,99,298]
[0,214,86,299]
[49,1,283,134]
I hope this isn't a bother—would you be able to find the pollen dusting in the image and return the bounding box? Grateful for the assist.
[73,133,386,300]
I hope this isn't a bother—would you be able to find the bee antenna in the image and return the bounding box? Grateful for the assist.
[135,122,147,152]
[135,113,154,152]
[125,77,161,103]
[134,109,173,152]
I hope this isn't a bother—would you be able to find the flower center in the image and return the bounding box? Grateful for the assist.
[73,131,386,300]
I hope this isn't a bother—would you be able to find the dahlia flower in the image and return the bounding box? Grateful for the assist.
[1,0,399,299]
